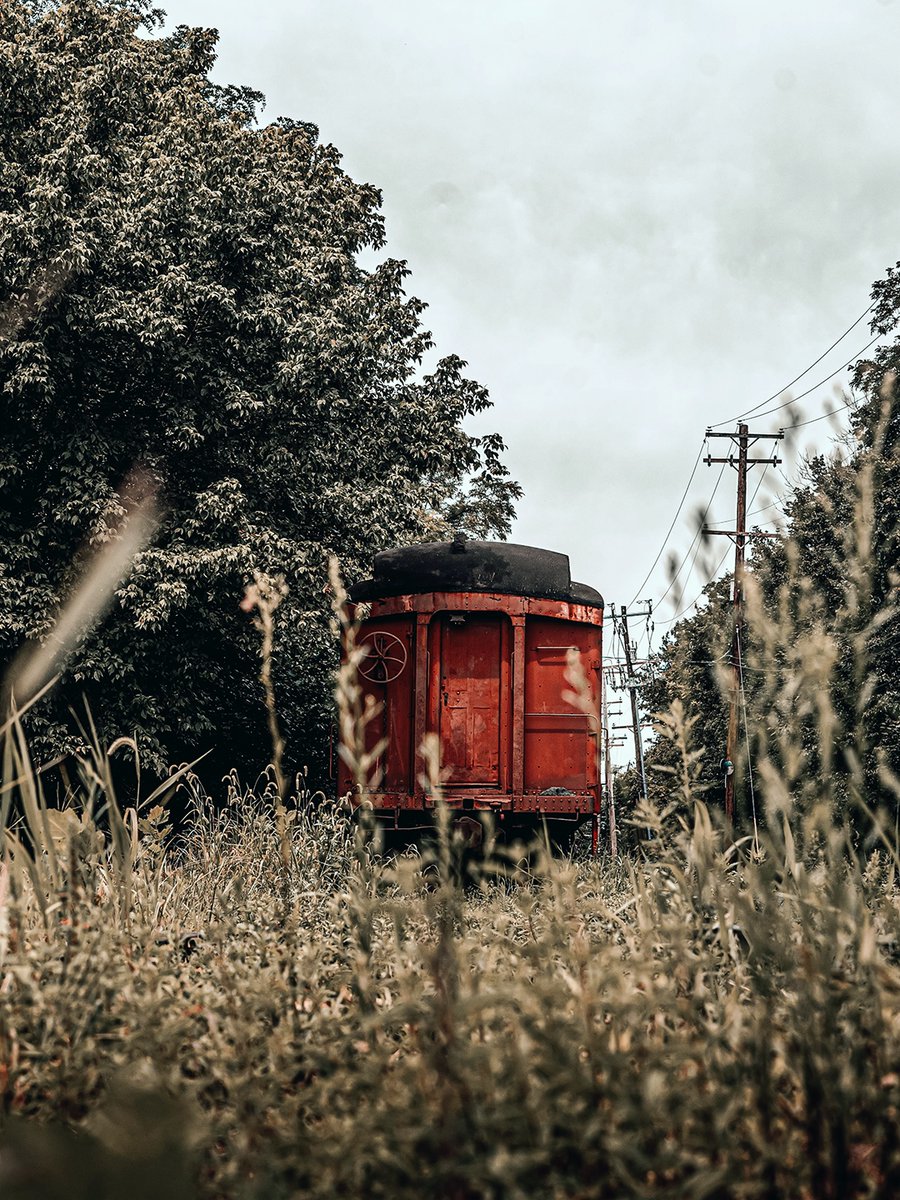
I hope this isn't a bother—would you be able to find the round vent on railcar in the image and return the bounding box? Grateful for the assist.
[358,630,408,683]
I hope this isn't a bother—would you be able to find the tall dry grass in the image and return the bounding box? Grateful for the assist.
[0,472,900,1197]
[2,712,900,1199]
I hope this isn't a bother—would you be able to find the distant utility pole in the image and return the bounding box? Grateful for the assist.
[600,685,618,856]
[618,604,652,812]
[600,665,625,855]
[704,422,783,821]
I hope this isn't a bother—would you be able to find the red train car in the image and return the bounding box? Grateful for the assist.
[339,538,604,848]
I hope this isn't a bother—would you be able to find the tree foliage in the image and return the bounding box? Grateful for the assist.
[637,576,732,808]
[0,0,521,778]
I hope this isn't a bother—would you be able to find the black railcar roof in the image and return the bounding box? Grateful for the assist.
[350,539,604,609]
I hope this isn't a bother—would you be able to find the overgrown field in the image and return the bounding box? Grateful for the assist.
[2,523,900,1198]
[1,727,900,1200]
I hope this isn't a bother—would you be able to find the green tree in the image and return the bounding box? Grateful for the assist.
[638,576,731,809]
[749,385,900,813]
[0,0,520,779]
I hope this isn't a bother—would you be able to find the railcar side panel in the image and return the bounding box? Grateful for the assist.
[355,616,415,792]
[524,617,600,793]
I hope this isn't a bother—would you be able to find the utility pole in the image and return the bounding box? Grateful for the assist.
[704,423,783,822]
[619,605,651,812]
[600,662,625,855]
[600,685,618,856]
[606,728,618,856]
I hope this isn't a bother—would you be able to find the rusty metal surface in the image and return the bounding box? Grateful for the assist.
[511,617,526,794]
[438,613,503,785]
[352,792,595,814]
[524,616,599,793]
[355,590,602,626]
[338,576,603,825]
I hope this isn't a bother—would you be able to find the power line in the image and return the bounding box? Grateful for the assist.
[711,334,880,429]
[711,305,874,428]
[660,533,709,614]
[628,307,880,641]
[654,545,731,627]
[783,398,856,430]
[668,653,732,667]
[635,621,650,655]
[654,466,771,628]
[747,498,781,520]
[707,498,781,524]
[654,460,727,608]
[627,438,707,606]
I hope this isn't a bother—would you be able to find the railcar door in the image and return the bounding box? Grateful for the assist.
[438,613,504,787]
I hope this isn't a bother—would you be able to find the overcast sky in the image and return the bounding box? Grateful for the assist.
[164,0,899,641]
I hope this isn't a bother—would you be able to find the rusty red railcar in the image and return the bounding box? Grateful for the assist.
[339,538,604,848]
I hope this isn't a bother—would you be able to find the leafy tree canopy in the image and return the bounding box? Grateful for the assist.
[0,0,521,778]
